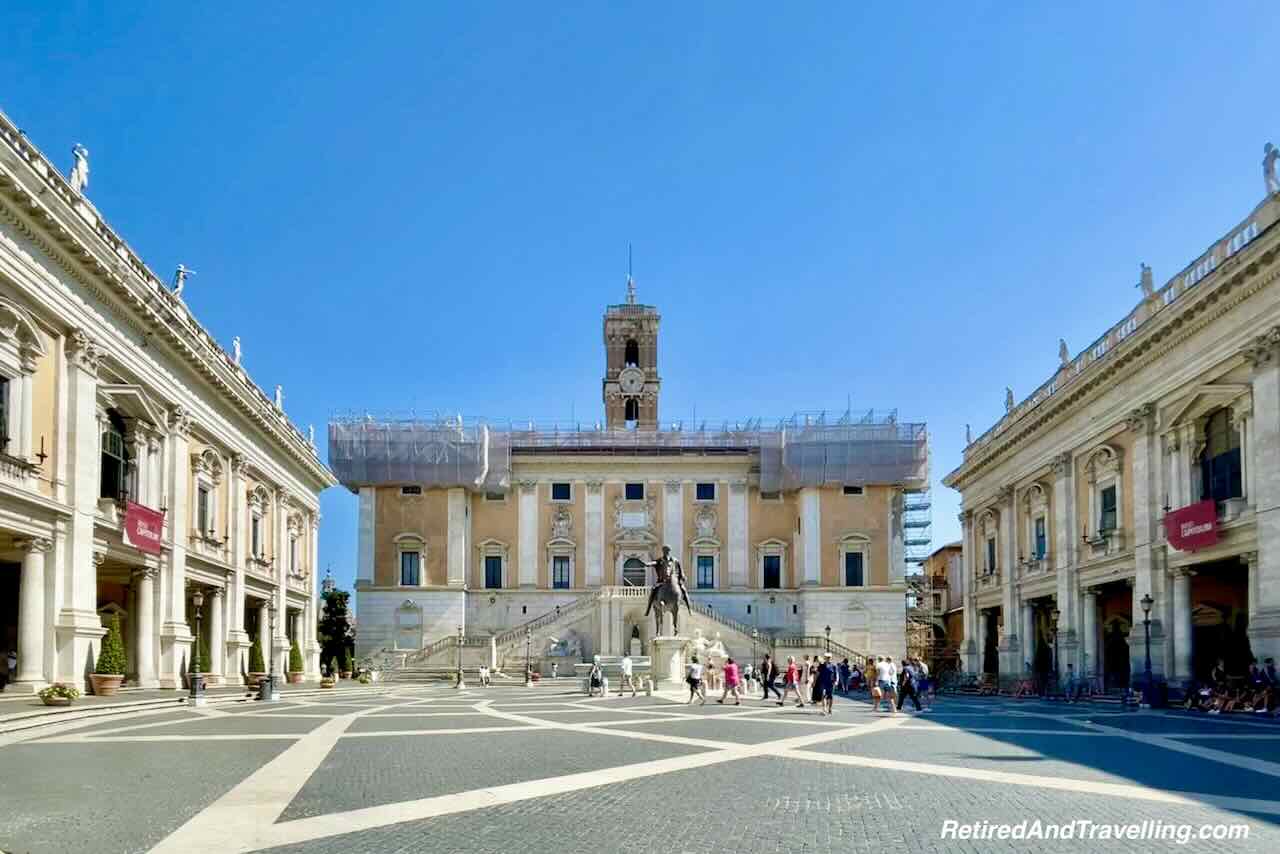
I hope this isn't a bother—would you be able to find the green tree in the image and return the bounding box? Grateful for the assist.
[329,656,341,678]
[95,615,127,675]
[318,588,354,666]
[289,640,304,673]
[249,638,265,672]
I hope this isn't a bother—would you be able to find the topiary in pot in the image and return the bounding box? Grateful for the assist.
[330,656,341,679]
[247,639,267,686]
[90,615,127,696]
[287,640,305,684]
[340,649,353,678]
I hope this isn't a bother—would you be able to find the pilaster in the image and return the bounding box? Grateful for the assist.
[799,487,821,586]
[446,487,467,587]
[158,406,192,688]
[1245,328,1280,663]
[727,480,748,587]
[517,480,538,588]
[585,480,604,587]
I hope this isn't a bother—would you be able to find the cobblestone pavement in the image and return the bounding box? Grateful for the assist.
[3,688,1280,853]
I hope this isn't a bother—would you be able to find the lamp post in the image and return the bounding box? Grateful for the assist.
[1140,593,1154,708]
[824,625,831,654]
[751,627,759,670]
[1050,607,1061,694]
[524,627,533,687]
[454,624,465,689]
[262,600,279,701]
[189,589,205,705]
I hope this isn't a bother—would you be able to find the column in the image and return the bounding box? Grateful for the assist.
[125,580,138,682]
[446,488,467,587]
[1051,453,1079,671]
[1128,404,1166,675]
[1245,330,1280,663]
[306,514,321,678]
[11,538,52,691]
[959,511,979,673]
[258,601,271,674]
[274,494,288,669]
[159,406,193,688]
[1171,568,1194,683]
[517,480,538,587]
[58,331,107,685]
[585,480,604,586]
[1021,601,1035,672]
[663,480,683,556]
[226,455,249,679]
[981,610,993,672]
[133,568,158,688]
[1081,588,1099,678]
[207,587,225,682]
[997,486,1019,676]
[356,486,375,587]
[727,480,748,588]
[799,487,821,585]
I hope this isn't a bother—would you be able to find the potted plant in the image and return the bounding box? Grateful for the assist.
[39,683,80,706]
[340,650,353,679]
[320,655,339,688]
[247,639,267,686]
[287,640,304,684]
[89,615,126,696]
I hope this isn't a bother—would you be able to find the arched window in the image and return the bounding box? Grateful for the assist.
[624,339,640,367]
[100,409,130,500]
[622,557,647,587]
[624,398,639,425]
[1200,408,1242,502]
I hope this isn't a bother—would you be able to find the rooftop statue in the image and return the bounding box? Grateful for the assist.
[1138,263,1154,298]
[1058,338,1070,368]
[232,336,242,366]
[1265,142,1279,196]
[1004,387,1014,413]
[69,144,89,193]
[172,264,195,298]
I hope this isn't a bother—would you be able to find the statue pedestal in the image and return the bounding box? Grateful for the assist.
[650,636,689,687]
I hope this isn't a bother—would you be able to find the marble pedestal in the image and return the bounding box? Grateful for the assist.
[651,636,689,686]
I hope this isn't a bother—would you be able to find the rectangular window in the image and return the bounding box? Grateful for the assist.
[986,538,996,573]
[842,485,864,496]
[484,555,502,589]
[289,537,298,573]
[696,555,714,588]
[100,428,125,499]
[695,482,716,501]
[1034,517,1047,559]
[197,486,211,534]
[844,551,864,586]
[400,551,420,586]
[552,556,571,589]
[400,485,422,496]
[484,491,506,502]
[759,491,781,501]
[1100,485,1117,532]
[624,482,645,501]
[762,555,781,589]
[0,376,8,450]
[1201,409,1243,503]
[551,482,571,501]
[251,515,262,558]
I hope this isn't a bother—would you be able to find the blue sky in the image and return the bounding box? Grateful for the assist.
[4,3,1277,596]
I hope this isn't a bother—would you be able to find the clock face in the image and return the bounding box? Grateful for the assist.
[619,367,644,394]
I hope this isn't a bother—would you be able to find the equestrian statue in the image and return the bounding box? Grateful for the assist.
[644,545,693,636]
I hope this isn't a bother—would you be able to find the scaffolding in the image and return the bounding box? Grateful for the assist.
[328,409,929,493]
[903,486,936,663]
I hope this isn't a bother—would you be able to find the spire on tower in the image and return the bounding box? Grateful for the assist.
[625,243,636,305]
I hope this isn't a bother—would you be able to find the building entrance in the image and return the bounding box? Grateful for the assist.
[1190,559,1252,680]
[0,563,17,688]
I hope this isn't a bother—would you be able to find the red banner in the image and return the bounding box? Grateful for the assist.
[1165,500,1218,552]
[123,501,164,555]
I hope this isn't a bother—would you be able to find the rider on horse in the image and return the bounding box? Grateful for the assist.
[644,545,692,615]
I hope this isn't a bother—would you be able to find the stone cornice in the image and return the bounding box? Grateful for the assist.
[0,112,335,492]
[946,224,1280,490]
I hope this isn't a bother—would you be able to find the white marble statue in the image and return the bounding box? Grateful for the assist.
[274,385,284,411]
[1058,338,1070,368]
[965,423,972,444]
[1265,142,1279,196]
[1139,263,1154,298]
[308,424,315,446]
[69,144,89,193]
[232,336,242,366]
[1004,387,1014,412]
[172,264,195,297]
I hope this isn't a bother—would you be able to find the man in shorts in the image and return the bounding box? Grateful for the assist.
[876,656,897,714]
[816,652,838,715]
[618,653,638,697]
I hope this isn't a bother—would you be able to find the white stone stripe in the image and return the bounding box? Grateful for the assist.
[778,748,1280,817]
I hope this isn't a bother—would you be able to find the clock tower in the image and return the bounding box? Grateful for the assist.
[602,273,660,429]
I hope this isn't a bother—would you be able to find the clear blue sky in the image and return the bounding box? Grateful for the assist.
[4,3,1277,596]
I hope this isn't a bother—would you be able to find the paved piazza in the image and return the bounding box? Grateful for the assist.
[4,688,1280,853]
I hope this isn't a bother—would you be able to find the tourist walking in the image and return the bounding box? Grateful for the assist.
[799,655,812,701]
[873,656,897,714]
[897,659,922,711]
[618,654,638,697]
[760,653,782,701]
[915,657,932,708]
[588,657,605,697]
[686,655,707,704]
[815,653,838,715]
[778,655,805,707]
[717,657,743,705]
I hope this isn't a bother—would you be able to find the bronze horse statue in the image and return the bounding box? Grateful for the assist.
[648,577,683,636]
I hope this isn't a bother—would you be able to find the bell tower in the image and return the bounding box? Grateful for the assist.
[602,270,660,429]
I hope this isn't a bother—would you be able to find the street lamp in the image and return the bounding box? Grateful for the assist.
[524,627,533,687]
[1140,593,1154,708]
[454,624,465,689]
[751,627,759,670]
[262,600,279,701]
[1049,607,1061,693]
[824,625,831,654]
[189,589,205,705]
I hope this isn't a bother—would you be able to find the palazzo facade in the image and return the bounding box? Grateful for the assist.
[0,111,335,693]
[944,180,1280,690]
[336,289,929,667]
